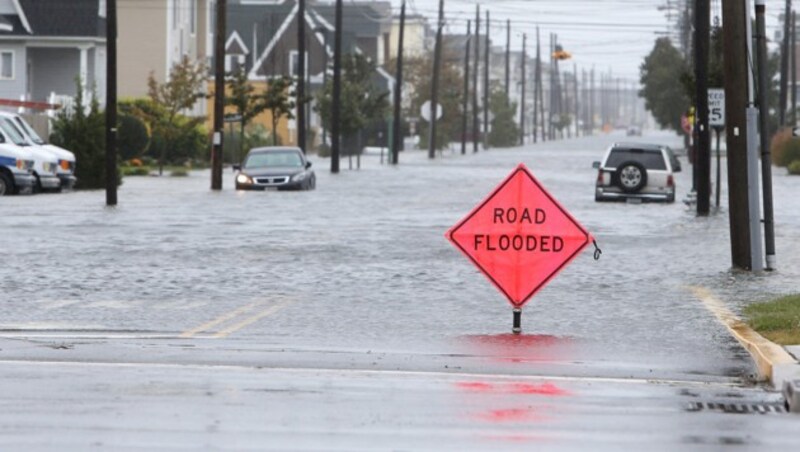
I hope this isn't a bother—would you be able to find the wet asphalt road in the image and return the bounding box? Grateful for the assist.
[1,130,800,449]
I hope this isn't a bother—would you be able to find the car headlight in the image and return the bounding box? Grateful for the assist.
[236,174,252,184]
[291,172,307,182]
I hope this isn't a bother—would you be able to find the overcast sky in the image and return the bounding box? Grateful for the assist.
[386,0,789,83]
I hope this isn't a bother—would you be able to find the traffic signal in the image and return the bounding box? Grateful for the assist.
[552,45,572,60]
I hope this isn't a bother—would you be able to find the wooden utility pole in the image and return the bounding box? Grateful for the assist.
[537,28,546,142]
[461,20,471,155]
[428,0,444,159]
[574,65,579,138]
[533,27,541,143]
[472,5,480,153]
[780,0,792,126]
[331,0,342,173]
[756,0,777,270]
[793,11,797,126]
[105,0,118,205]
[297,0,306,152]
[211,0,226,190]
[519,33,526,145]
[505,19,511,97]
[696,0,711,215]
[391,0,405,165]
[721,0,753,269]
[483,10,490,149]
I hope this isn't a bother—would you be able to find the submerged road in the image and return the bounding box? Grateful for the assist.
[1,130,799,449]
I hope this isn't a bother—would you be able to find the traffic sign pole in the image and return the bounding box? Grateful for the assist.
[512,308,522,334]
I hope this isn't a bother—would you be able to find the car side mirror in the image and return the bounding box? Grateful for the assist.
[592,161,600,169]
[232,164,241,171]
[305,161,312,169]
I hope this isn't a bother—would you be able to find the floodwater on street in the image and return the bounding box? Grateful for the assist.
[2,130,800,449]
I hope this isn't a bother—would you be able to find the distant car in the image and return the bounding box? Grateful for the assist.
[234,146,316,191]
[626,126,642,136]
[593,143,676,203]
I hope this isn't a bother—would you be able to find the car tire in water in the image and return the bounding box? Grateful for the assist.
[0,172,12,196]
[308,176,316,191]
[614,161,647,193]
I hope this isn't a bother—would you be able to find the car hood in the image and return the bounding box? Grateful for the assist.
[241,167,305,177]
[41,144,76,162]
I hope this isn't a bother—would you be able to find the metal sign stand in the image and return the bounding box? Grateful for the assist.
[512,308,522,334]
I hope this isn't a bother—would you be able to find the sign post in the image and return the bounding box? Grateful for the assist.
[446,164,593,333]
[709,88,725,208]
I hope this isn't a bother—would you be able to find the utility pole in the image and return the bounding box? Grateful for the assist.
[505,19,511,97]
[574,64,579,138]
[331,0,342,173]
[755,0,777,270]
[472,4,480,153]
[391,0,405,165]
[297,0,306,152]
[428,0,444,159]
[105,0,118,205]
[721,0,754,270]
[461,20,471,155]
[793,11,797,126]
[696,0,711,215]
[533,27,541,143]
[519,33,526,145]
[590,67,595,134]
[211,0,226,190]
[780,0,792,126]
[483,9,490,150]
[538,28,545,142]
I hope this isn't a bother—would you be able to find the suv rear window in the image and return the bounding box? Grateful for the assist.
[604,148,667,170]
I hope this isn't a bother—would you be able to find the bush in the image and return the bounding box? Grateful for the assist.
[49,81,121,189]
[170,168,189,177]
[118,113,150,160]
[316,143,331,158]
[770,127,800,167]
[121,166,150,176]
[223,123,275,163]
[789,160,800,175]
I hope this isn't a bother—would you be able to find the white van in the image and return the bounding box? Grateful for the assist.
[0,118,60,192]
[0,142,36,195]
[0,113,77,190]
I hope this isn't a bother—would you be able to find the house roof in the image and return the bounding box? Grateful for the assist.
[0,0,105,38]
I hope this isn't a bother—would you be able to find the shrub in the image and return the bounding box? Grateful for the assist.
[789,160,800,175]
[770,127,800,167]
[170,169,189,177]
[118,113,150,160]
[121,166,151,176]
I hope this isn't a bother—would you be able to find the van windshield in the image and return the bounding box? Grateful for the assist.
[0,119,29,146]
[15,117,45,145]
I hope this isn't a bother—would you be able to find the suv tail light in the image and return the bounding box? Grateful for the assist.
[667,175,674,187]
[596,170,604,185]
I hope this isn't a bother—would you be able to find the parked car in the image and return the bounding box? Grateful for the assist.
[626,126,642,136]
[0,112,77,190]
[233,147,316,191]
[0,140,35,196]
[0,118,60,193]
[593,143,676,203]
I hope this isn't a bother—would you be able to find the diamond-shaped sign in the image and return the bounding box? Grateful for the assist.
[446,163,592,307]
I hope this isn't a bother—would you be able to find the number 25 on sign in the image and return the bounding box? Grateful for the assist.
[446,164,594,334]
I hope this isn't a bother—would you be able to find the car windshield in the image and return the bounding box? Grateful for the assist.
[15,117,45,145]
[0,118,29,146]
[244,150,304,169]
[605,148,666,170]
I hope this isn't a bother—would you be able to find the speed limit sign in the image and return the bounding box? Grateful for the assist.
[708,88,725,127]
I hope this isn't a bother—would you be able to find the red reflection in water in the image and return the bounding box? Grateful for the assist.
[475,408,544,423]
[456,381,570,396]
[457,333,573,363]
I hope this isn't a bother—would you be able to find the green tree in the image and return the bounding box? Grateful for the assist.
[147,55,207,174]
[263,75,296,145]
[50,81,120,189]
[117,113,150,161]
[639,38,689,133]
[401,50,464,149]
[488,88,519,147]
[225,67,267,156]
[315,54,390,153]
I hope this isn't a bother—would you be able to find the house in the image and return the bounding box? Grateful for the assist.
[388,13,430,61]
[0,0,106,108]
[215,0,395,146]
[118,0,211,116]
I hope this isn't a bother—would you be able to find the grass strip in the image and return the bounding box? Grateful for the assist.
[744,294,800,345]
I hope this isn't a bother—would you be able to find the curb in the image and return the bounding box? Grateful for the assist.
[689,286,800,390]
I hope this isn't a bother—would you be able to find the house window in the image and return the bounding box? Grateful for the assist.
[225,55,245,73]
[190,0,197,35]
[0,51,14,80]
[99,0,106,18]
[289,51,307,78]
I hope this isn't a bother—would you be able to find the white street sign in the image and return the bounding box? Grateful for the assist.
[709,88,725,127]
[420,100,443,122]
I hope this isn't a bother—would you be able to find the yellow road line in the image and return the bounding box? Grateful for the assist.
[213,301,292,338]
[180,302,263,338]
[689,285,797,382]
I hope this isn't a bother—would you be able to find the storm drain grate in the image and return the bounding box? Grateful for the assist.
[687,401,787,414]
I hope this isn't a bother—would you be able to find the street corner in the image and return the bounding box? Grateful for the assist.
[689,286,800,389]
